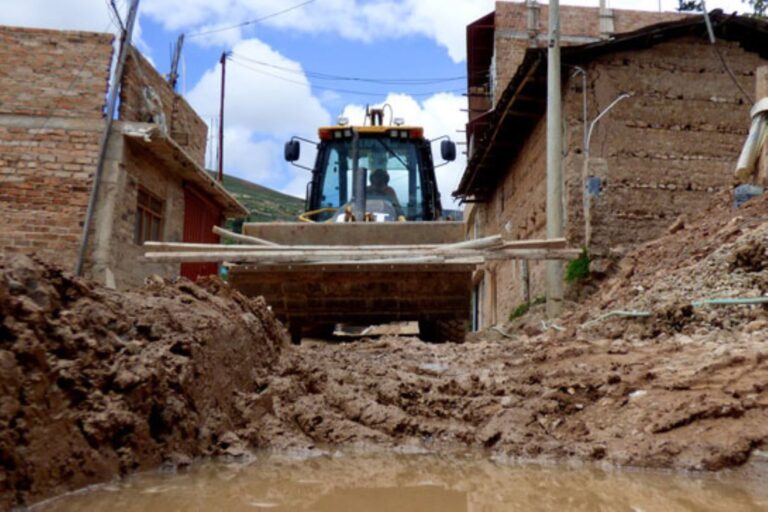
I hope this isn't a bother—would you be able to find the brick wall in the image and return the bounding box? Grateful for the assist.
[0,26,113,270]
[119,49,208,166]
[0,26,113,118]
[492,1,687,104]
[473,35,762,328]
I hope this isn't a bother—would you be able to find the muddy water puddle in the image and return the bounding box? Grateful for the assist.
[37,452,768,511]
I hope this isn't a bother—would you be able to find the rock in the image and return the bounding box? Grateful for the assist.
[745,319,768,333]
[667,215,686,234]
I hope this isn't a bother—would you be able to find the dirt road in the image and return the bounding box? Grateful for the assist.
[1,194,766,509]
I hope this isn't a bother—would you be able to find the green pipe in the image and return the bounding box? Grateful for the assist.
[692,297,768,307]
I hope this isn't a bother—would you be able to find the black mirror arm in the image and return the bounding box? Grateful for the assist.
[290,161,314,172]
[429,134,451,143]
[292,135,319,145]
[434,161,450,168]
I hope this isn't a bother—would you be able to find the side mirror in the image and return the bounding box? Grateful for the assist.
[284,140,300,162]
[441,139,456,162]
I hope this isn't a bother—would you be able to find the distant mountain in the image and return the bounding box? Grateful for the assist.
[211,172,304,223]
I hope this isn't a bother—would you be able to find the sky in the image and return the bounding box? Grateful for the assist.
[0,0,750,208]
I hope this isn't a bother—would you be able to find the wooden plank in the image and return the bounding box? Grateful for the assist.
[242,221,466,246]
[213,226,278,246]
[144,247,580,263]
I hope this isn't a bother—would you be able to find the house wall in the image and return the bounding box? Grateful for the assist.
[117,142,185,288]
[0,27,113,269]
[568,37,760,253]
[473,35,761,329]
[492,2,686,105]
[119,49,208,166]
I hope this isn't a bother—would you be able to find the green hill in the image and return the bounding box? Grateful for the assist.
[212,172,305,223]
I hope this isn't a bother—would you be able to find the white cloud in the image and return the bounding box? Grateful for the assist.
[141,0,494,63]
[139,0,750,64]
[186,37,331,196]
[341,92,468,210]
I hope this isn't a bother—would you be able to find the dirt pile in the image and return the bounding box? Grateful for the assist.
[0,255,286,509]
[569,192,768,338]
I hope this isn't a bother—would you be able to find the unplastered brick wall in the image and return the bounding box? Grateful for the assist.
[492,1,687,105]
[0,26,113,118]
[0,124,102,269]
[0,26,113,269]
[565,37,762,253]
[119,49,208,166]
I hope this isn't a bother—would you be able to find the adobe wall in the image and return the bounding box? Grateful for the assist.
[93,137,185,290]
[473,35,761,328]
[492,1,687,104]
[567,37,760,252]
[474,117,549,326]
[0,27,113,270]
[119,49,208,166]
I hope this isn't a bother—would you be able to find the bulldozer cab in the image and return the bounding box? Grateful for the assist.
[285,110,456,222]
[314,134,429,221]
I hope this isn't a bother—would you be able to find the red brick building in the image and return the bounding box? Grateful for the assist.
[0,26,247,289]
[457,4,768,328]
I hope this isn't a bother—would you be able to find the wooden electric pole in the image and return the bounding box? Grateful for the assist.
[217,51,228,182]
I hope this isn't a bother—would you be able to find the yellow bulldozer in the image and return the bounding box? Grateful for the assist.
[227,108,473,344]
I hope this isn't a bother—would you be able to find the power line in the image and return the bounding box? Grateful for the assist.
[231,52,466,85]
[187,0,317,38]
[229,58,465,98]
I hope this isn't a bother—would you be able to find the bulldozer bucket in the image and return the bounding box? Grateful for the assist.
[227,221,473,343]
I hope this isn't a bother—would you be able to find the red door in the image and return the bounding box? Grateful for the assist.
[181,184,223,280]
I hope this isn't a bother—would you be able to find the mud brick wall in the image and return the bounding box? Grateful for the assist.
[473,35,762,328]
[119,49,208,166]
[0,26,113,118]
[474,118,549,325]
[565,37,761,253]
[106,140,184,288]
[0,27,113,270]
[492,2,687,105]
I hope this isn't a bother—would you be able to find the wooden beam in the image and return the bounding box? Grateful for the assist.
[213,226,278,246]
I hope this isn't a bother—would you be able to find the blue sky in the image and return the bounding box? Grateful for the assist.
[1,0,749,207]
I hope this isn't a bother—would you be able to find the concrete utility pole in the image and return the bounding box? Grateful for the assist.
[168,34,184,91]
[75,0,140,276]
[546,0,564,318]
[218,51,228,182]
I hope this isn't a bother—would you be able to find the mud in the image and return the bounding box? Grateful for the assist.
[2,193,767,509]
[242,193,768,470]
[37,452,768,511]
[0,256,285,509]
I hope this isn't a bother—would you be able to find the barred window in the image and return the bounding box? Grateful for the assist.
[134,187,164,244]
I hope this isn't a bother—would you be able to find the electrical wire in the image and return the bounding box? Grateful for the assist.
[230,52,466,85]
[187,0,317,38]
[228,57,465,98]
